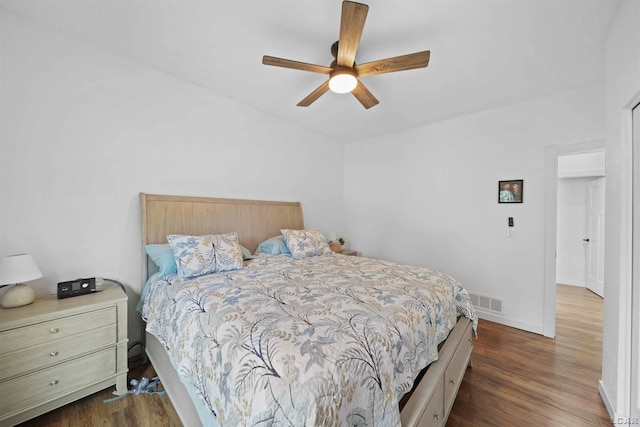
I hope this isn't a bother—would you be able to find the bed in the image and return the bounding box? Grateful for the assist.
[139,193,477,426]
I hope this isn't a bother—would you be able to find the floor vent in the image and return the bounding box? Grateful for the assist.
[469,292,503,314]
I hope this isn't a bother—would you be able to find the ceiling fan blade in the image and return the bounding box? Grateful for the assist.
[337,1,369,67]
[263,56,332,74]
[297,80,331,107]
[355,51,431,77]
[351,80,379,109]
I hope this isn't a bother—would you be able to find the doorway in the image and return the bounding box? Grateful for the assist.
[543,141,605,338]
[556,152,606,297]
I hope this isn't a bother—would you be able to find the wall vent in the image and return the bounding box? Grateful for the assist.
[468,292,503,314]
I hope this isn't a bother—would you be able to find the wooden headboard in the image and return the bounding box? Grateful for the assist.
[140,193,304,281]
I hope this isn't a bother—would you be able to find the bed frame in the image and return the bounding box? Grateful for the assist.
[140,193,472,426]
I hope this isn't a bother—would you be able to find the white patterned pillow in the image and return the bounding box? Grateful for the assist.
[281,228,333,260]
[167,232,243,279]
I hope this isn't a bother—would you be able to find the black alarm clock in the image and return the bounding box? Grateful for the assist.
[57,277,103,299]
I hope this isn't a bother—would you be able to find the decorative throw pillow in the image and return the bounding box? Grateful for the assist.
[255,235,291,256]
[167,232,243,279]
[281,228,333,259]
[145,244,177,277]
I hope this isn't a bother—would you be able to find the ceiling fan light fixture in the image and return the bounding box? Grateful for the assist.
[329,68,358,93]
[263,1,429,108]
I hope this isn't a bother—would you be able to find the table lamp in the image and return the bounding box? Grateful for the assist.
[0,253,43,308]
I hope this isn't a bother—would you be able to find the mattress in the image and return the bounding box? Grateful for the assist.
[140,252,477,426]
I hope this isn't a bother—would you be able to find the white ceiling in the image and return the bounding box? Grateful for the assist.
[1,0,621,142]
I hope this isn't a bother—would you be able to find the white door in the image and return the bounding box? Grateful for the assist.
[631,103,639,422]
[585,177,605,297]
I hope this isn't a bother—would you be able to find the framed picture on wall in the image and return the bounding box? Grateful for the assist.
[498,180,523,203]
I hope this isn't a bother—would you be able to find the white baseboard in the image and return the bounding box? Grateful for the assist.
[475,311,544,335]
[598,380,616,422]
[556,279,586,287]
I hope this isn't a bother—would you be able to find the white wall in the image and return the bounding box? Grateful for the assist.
[344,84,604,334]
[601,0,640,419]
[556,177,590,287]
[0,11,345,345]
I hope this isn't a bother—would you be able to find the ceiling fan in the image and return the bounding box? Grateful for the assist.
[262,1,430,109]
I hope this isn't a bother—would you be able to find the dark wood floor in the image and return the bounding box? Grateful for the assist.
[18,284,609,426]
[448,284,610,426]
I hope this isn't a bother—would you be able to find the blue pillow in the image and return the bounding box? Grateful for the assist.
[255,235,291,256]
[240,245,254,260]
[145,244,177,276]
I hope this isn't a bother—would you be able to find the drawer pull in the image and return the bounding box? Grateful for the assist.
[434,414,440,420]
[50,327,59,334]
[50,380,59,386]
[449,379,455,384]
[50,351,59,357]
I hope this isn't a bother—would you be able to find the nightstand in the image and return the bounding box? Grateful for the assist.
[0,282,128,426]
[341,249,358,256]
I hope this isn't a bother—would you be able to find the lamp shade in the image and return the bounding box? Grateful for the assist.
[0,254,43,286]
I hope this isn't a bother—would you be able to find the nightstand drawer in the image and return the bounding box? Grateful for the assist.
[0,307,116,354]
[0,325,116,381]
[0,347,116,417]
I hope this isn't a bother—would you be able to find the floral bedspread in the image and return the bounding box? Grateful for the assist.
[141,253,477,427]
